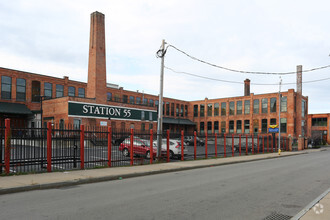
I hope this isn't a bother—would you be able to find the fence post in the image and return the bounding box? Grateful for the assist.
[275,135,278,152]
[181,130,184,161]
[239,134,241,156]
[107,126,111,167]
[215,133,217,158]
[224,134,226,158]
[262,135,265,153]
[130,128,133,166]
[150,129,153,164]
[271,134,273,153]
[194,131,197,160]
[205,132,208,159]
[80,124,85,169]
[245,135,248,155]
[232,134,234,157]
[47,122,52,172]
[251,134,254,154]
[286,137,289,151]
[257,135,260,154]
[267,135,269,153]
[4,119,10,175]
[167,130,170,162]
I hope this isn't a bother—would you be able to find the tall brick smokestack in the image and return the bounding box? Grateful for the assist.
[87,11,107,103]
[244,79,250,96]
[296,65,302,137]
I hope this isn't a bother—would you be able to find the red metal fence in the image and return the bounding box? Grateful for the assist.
[0,119,290,175]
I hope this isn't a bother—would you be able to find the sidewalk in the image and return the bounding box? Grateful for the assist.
[1,149,324,195]
[293,188,330,220]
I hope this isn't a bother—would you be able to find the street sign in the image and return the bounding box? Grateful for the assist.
[268,124,279,133]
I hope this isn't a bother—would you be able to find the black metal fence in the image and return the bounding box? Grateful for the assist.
[1,123,291,175]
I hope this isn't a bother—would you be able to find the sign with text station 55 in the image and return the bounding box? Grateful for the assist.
[68,101,157,121]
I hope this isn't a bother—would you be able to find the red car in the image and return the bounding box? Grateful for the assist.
[119,137,163,159]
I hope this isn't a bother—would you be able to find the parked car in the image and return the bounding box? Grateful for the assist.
[184,136,204,146]
[234,143,259,153]
[119,137,164,159]
[153,139,188,159]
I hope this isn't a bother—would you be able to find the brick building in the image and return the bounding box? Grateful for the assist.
[0,11,323,145]
[0,12,193,133]
[307,113,330,144]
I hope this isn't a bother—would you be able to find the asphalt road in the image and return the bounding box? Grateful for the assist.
[1,149,329,220]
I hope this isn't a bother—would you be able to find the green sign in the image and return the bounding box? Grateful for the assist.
[68,101,157,121]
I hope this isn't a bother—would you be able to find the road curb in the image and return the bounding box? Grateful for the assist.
[0,150,319,195]
[291,187,330,220]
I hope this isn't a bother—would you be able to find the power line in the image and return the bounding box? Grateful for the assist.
[166,44,330,75]
[165,66,330,85]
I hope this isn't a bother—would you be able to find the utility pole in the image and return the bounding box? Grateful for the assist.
[278,77,282,154]
[156,39,166,157]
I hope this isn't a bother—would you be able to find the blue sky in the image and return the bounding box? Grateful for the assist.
[0,0,329,113]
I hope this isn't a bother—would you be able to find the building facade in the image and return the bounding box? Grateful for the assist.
[307,113,330,144]
[0,11,325,146]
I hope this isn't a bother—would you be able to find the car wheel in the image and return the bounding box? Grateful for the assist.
[146,151,150,159]
[122,148,129,157]
[169,150,174,159]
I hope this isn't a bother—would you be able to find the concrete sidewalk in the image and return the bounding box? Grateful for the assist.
[293,187,330,220]
[0,149,324,195]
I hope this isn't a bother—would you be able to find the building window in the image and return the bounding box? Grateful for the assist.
[221,102,226,116]
[16,78,26,101]
[221,121,226,133]
[200,122,205,133]
[143,98,148,105]
[149,99,154,107]
[207,104,213,116]
[185,105,188,117]
[214,121,219,133]
[280,118,287,133]
[114,94,120,102]
[262,98,268,113]
[107,92,112,101]
[312,118,327,126]
[302,100,306,117]
[1,76,12,100]
[141,123,145,131]
[68,86,75,97]
[270,118,276,125]
[176,104,180,117]
[123,95,128,103]
[170,103,174,116]
[149,123,153,130]
[59,119,65,130]
[136,97,141,104]
[73,119,81,129]
[262,119,267,133]
[253,119,259,133]
[244,120,250,134]
[56,84,64,98]
[207,121,212,134]
[180,104,184,117]
[270,98,277,113]
[236,101,242,115]
[141,111,145,120]
[155,100,159,109]
[229,120,234,133]
[44,82,52,100]
[236,120,242,134]
[253,99,259,114]
[200,104,205,117]
[130,96,135,104]
[244,100,250,114]
[166,102,170,116]
[214,103,219,116]
[78,88,85,98]
[229,102,235,115]
[281,96,287,112]
[194,105,198,117]
[32,81,41,102]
